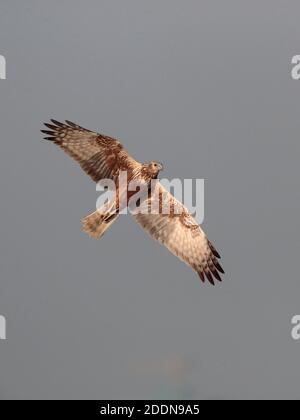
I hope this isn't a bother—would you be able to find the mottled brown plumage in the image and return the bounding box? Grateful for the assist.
[42,120,224,285]
[42,119,139,183]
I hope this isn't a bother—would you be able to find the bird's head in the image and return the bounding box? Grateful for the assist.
[146,161,164,179]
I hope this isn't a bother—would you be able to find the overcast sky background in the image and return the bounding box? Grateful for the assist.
[0,0,300,399]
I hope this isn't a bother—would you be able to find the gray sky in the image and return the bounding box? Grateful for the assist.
[0,0,300,399]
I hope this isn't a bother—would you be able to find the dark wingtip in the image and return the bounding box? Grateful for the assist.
[208,240,221,259]
[205,271,215,286]
[211,269,222,283]
[50,119,64,127]
[65,120,77,127]
[41,130,53,135]
[198,271,205,283]
[214,260,225,274]
[44,122,57,130]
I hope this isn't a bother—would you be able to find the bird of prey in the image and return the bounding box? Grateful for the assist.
[42,120,224,285]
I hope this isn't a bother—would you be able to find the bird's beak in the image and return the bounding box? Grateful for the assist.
[159,163,164,171]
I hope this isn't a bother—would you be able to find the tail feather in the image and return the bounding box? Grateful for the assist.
[82,209,119,239]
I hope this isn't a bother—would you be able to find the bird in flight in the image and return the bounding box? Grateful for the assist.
[42,120,224,285]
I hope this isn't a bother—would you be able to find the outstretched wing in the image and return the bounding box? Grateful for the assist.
[132,182,224,285]
[41,120,139,182]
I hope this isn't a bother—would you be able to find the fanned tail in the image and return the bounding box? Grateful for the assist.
[82,202,119,239]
